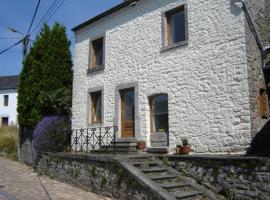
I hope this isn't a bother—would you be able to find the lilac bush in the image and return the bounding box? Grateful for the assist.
[32,115,70,162]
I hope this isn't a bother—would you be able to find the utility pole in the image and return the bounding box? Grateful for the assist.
[8,27,29,58]
[22,36,30,58]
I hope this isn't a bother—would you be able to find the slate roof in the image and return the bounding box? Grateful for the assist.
[0,75,19,90]
[72,0,139,32]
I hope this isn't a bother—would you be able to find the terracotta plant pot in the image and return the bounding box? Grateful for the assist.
[137,141,146,151]
[181,146,191,155]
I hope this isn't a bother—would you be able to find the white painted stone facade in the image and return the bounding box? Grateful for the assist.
[72,0,268,153]
[0,89,18,126]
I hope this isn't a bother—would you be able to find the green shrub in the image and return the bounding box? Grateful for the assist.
[0,126,19,160]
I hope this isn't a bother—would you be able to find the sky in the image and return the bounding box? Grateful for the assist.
[0,0,122,76]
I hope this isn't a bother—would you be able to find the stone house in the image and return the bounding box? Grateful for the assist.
[0,75,19,127]
[72,0,270,154]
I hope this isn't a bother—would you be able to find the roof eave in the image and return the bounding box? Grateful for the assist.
[72,0,139,32]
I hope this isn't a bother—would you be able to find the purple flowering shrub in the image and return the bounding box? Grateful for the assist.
[32,116,70,160]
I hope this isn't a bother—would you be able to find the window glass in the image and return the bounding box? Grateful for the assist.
[4,95,8,106]
[166,6,186,46]
[170,10,186,43]
[151,94,168,133]
[91,38,104,68]
[90,91,102,123]
[2,117,8,126]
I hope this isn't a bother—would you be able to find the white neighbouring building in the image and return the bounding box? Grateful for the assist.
[0,75,19,127]
[72,0,270,154]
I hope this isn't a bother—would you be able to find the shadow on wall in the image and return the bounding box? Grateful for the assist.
[248,119,270,157]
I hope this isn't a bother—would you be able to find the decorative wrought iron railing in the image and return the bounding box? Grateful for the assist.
[71,126,118,154]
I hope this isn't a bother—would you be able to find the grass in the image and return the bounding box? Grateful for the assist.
[0,126,19,160]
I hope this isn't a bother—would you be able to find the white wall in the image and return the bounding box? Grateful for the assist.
[0,89,18,126]
[72,0,252,154]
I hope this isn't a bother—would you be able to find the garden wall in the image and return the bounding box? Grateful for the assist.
[37,153,165,200]
[18,127,33,165]
[165,155,270,200]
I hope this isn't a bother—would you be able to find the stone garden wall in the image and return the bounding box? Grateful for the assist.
[37,153,164,200]
[165,155,270,200]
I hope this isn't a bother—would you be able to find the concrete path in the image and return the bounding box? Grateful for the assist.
[0,157,112,200]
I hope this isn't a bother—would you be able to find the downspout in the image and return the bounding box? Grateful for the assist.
[235,0,270,65]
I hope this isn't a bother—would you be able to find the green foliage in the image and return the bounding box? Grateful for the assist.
[89,164,98,177]
[181,138,189,146]
[0,126,19,160]
[17,23,73,127]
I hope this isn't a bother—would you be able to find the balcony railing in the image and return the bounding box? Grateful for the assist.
[71,126,118,154]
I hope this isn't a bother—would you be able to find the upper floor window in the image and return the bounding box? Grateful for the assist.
[150,94,168,133]
[4,95,8,106]
[89,91,102,124]
[162,4,188,50]
[89,37,104,70]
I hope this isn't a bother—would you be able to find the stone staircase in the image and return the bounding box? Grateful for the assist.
[99,140,138,154]
[117,155,220,200]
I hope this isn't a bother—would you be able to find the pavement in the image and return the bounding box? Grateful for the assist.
[0,157,112,200]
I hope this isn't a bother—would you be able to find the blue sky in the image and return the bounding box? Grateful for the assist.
[0,0,122,76]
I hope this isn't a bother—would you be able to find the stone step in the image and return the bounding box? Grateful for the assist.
[151,175,177,181]
[131,161,160,167]
[100,146,137,152]
[110,142,137,147]
[92,149,138,154]
[141,168,167,173]
[160,182,189,190]
[173,191,202,199]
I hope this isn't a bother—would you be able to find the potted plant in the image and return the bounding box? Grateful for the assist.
[176,144,182,155]
[137,140,146,151]
[180,138,191,155]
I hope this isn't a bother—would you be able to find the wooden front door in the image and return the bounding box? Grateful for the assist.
[120,88,135,138]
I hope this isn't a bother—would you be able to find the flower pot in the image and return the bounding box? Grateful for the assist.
[181,146,191,155]
[137,141,146,151]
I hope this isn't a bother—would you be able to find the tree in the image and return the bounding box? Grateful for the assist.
[17,23,73,127]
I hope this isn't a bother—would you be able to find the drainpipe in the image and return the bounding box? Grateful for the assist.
[235,0,270,64]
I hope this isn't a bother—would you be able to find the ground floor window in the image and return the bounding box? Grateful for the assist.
[2,117,8,126]
[150,94,168,133]
[89,91,102,124]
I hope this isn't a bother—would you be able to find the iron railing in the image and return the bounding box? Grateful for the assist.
[71,126,118,154]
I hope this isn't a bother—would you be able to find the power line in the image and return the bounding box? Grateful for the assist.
[30,0,66,36]
[35,0,65,35]
[26,0,41,35]
[30,0,59,35]
[0,37,20,40]
[0,39,23,55]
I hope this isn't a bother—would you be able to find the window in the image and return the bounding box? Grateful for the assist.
[150,94,168,133]
[2,117,8,126]
[4,95,8,106]
[90,37,104,69]
[163,5,187,48]
[89,91,102,124]
[259,88,268,118]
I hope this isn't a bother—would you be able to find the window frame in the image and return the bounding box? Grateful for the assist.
[161,4,188,51]
[149,94,169,134]
[4,95,9,107]
[88,90,103,125]
[88,34,105,74]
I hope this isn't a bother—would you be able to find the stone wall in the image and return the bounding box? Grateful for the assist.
[166,155,270,200]
[18,127,33,165]
[73,0,252,154]
[37,153,166,200]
